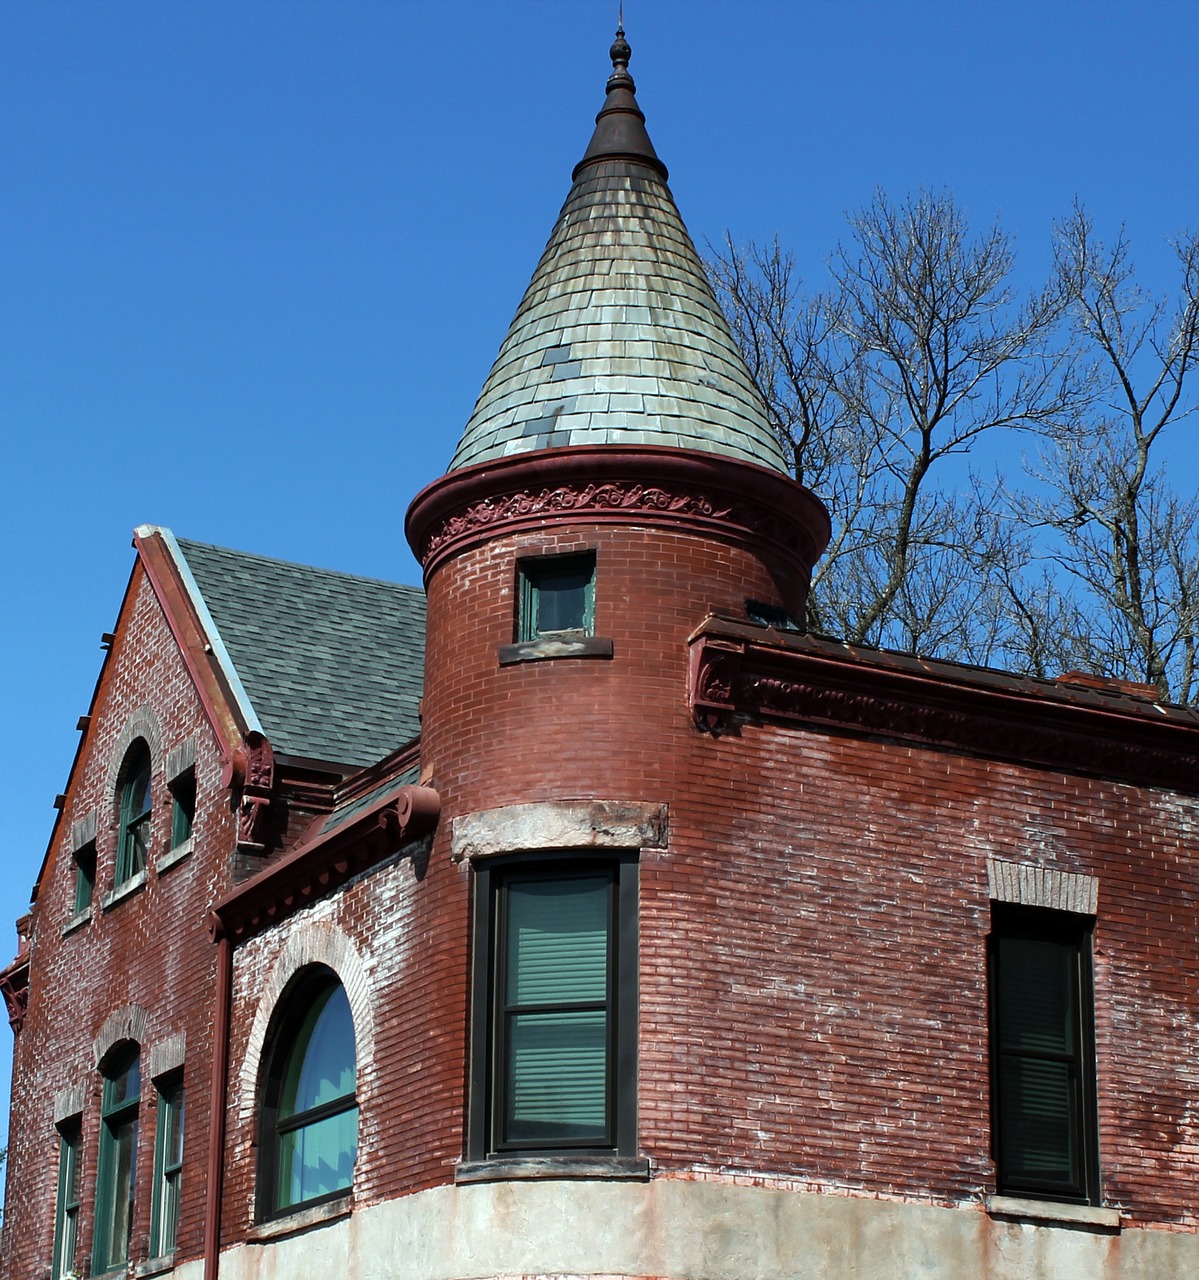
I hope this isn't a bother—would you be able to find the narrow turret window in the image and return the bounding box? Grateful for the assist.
[72,841,96,914]
[150,1076,184,1257]
[169,770,195,849]
[52,1120,82,1279]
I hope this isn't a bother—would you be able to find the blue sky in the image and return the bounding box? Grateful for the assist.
[2,1,1197,1146]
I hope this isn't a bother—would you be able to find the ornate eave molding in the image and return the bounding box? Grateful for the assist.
[688,619,1199,793]
[405,446,829,615]
[209,784,440,944]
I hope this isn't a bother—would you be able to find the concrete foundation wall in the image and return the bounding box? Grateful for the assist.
[203,1178,1199,1280]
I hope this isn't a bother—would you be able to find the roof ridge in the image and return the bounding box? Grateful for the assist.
[174,536,423,594]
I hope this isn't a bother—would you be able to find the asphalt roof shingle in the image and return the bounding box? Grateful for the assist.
[176,538,425,768]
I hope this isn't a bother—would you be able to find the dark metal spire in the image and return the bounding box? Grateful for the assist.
[572,21,668,181]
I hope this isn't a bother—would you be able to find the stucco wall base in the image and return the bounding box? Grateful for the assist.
[205,1178,1198,1280]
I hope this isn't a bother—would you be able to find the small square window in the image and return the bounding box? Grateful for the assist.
[73,842,97,915]
[169,771,196,850]
[519,553,595,642]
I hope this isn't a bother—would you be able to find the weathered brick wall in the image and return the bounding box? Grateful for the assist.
[419,522,785,823]
[419,514,1199,1230]
[11,502,1199,1278]
[218,841,471,1237]
[639,724,1199,1224]
[1,563,236,1277]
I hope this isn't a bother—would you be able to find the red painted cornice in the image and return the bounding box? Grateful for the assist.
[405,446,830,617]
[209,784,440,944]
[689,616,1199,793]
[134,529,248,761]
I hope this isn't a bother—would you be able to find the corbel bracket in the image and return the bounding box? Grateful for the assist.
[221,731,276,852]
[689,635,745,733]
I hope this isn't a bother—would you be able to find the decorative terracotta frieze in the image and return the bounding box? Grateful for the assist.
[689,623,1199,793]
[406,446,830,617]
[424,479,734,563]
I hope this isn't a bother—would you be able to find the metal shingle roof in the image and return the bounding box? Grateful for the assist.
[176,538,425,768]
[448,37,786,476]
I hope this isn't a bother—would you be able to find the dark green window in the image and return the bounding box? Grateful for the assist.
[116,742,152,884]
[259,970,358,1218]
[519,554,595,642]
[73,841,96,914]
[93,1045,141,1274]
[150,1078,184,1257]
[169,771,195,849]
[469,855,637,1160]
[52,1121,82,1280]
[990,906,1099,1203]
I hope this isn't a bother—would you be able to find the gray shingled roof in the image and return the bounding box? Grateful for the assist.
[448,53,787,474]
[176,539,425,768]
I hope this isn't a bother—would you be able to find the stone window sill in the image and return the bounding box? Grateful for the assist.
[456,1155,651,1184]
[62,906,93,937]
[499,636,614,665]
[247,1195,352,1241]
[133,1252,176,1277]
[986,1195,1120,1230]
[158,835,195,875]
[102,868,148,911]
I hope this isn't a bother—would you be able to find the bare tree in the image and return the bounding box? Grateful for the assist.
[1010,209,1199,700]
[710,190,1076,655]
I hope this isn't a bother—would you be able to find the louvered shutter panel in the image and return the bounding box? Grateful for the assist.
[503,875,611,1144]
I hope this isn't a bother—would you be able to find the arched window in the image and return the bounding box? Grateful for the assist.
[116,742,153,884]
[259,970,358,1217]
[93,1044,140,1273]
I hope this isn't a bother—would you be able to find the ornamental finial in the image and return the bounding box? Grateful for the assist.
[608,11,633,91]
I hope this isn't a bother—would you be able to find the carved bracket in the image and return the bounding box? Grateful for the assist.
[689,636,744,732]
[222,731,276,852]
[1,958,30,1035]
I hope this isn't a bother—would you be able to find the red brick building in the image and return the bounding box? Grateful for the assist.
[5,27,1199,1280]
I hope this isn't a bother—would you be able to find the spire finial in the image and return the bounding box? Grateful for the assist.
[608,13,633,92]
[572,14,668,182]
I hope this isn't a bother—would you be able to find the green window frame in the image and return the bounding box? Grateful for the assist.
[116,742,153,884]
[258,969,358,1219]
[93,1045,141,1274]
[990,905,1099,1204]
[52,1120,82,1280]
[468,854,638,1161]
[518,553,596,642]
[72,841,97,914]
[169,770,195,849]
[150,1077,184,1258]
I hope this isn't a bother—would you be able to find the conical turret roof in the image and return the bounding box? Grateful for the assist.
[448,27,787,474]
